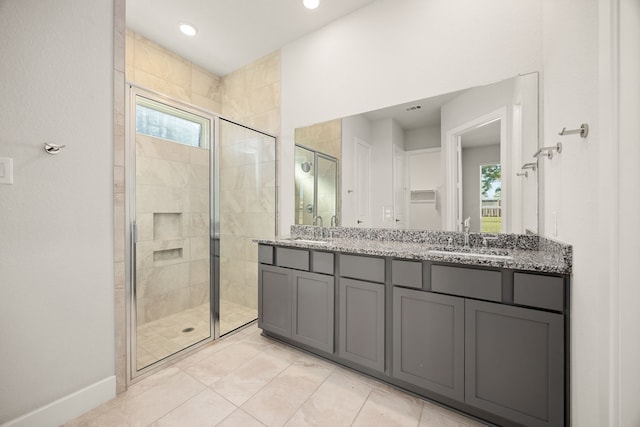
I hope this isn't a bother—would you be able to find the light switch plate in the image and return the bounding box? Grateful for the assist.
[0,157,14,184]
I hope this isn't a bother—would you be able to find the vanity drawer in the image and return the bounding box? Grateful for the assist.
[312,251,334,275]
[275,247,309,271]
[258,245,274,265]
[391,259,422,289]
[431,265,501,302]
[514,273,564,312]
[340,254,385,283]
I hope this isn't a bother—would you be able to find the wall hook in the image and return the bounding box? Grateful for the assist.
[533,142,562,160]
[558,123,589,138]
[521,162,538,172]
[516,171,528,178]
[43,142,66,155]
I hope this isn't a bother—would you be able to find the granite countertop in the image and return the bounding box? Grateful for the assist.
[254,227,572,274]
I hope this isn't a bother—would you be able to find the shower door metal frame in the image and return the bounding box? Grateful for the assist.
[125,85,218,383]
[125,84,278,384]
[295,144,339,226]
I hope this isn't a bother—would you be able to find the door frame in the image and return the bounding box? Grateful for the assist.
[125,84,218,382]
[444,107,508,232]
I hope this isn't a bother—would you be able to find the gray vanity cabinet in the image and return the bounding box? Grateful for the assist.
[465,299,564,427]
[258,264,292,338]
[339,277,385,372]
[292,270,334,353]
[258,246,335,354]
[392,287,465,401]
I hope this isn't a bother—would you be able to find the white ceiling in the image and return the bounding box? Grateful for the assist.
[361,90,466,130]
[126,0,379,76]
[461,120,501,148]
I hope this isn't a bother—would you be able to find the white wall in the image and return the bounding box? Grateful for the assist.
[341,115,372,226]
[541,0,611,425]
[370,119,394,227]
[0,0,115,425]
[280,0,543,232]
[405,125,441,151]
[618,1,640,424]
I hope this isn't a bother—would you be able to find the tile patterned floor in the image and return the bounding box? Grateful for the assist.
[66,324,489,427]
[136,300,258,369]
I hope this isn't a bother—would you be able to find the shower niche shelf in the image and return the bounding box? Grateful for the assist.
[153,212,183,240]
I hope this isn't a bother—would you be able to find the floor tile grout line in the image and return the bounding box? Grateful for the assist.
[348,388,374,427]
[214,407,266,427]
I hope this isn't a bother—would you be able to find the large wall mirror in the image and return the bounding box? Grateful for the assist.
[294,73,539,234]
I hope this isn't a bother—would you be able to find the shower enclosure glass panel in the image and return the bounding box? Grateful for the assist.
[294,145,338,226]
[132,94,212,371]
[316,154,338,226]
[218,119,276,335]
[294,145,315,225]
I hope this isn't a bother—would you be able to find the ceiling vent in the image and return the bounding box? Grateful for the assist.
[405,105,422,112]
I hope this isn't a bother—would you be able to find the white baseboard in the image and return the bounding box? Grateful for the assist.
[1,376,116,427]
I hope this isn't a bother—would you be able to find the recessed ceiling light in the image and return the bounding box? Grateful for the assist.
[179,22,197,36]
[303,0,320,10]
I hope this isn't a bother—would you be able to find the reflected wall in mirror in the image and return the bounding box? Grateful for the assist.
[294,73,539,233]
[294,119,341,226]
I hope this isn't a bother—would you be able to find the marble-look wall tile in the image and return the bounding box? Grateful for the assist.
[138,287,192,324]
[190,147,210,166]
[114,192,126,263]
[245,51,280,90]
[190,259,210,285]
[190,281,210,307]
[190,237,210,261]
[137,135,191,163]
[137,263,190,298]
[134,35,191,91]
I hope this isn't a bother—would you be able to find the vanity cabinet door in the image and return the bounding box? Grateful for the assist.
[292,271,334,354]
[338,278,385,372]
[258,265,292,338]
[392,287,464,401]
[465,299,564,427]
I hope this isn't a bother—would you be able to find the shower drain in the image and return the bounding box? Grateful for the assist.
[182,327,195,333]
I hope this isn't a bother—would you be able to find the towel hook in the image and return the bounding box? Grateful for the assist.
[516,171,528,178]
[521,162,538,172]
[43,142,66,155]
[558,123,589,138]
[533,142,562,160]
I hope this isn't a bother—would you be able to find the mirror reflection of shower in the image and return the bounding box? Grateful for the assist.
[294,144,339,227]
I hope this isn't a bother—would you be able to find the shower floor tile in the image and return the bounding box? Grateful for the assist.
[66,324,489,427]
[136,300,258,369]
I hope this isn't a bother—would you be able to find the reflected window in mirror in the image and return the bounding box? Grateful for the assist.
[480,164,502,233]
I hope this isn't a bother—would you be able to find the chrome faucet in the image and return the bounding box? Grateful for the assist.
[463,217,471,247]
[330,215,338,227]
[313,215,323,227]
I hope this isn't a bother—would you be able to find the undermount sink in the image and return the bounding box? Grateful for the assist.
[428,249,513,261]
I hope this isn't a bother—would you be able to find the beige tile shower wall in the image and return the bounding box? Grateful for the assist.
[294,119,342,224]
[219,123,276,312]
[220,50,281,136]
[135,135,210,324]
[219,51,280,314]
[294,119,341,160]
[126,30,222,113]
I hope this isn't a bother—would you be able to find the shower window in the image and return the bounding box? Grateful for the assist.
[136,96,210,148]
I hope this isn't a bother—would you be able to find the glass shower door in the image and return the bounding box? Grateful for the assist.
[218,119,276,335]
[316,153,338,226]
[131,92,212,372]
[294,145,315,225]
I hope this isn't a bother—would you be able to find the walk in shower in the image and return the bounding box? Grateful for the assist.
[294,145,338,226]
[127,86,276,377]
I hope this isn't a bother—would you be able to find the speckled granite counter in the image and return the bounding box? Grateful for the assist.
[254,226,572,274]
